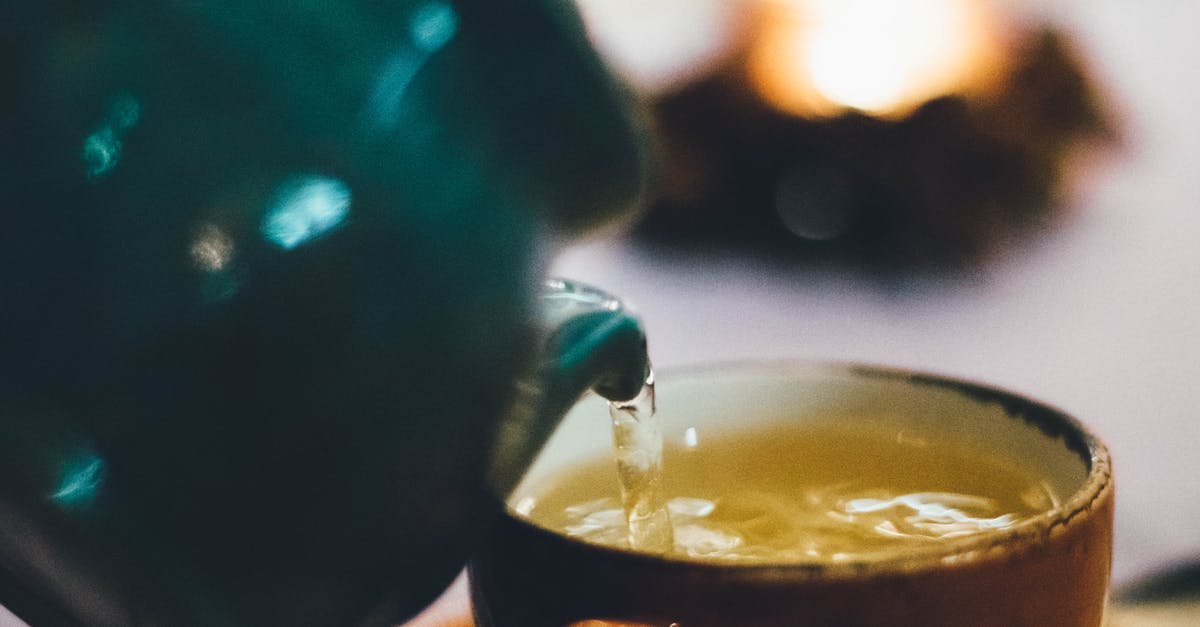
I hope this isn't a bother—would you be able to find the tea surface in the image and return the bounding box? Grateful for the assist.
[517,422,1061,562]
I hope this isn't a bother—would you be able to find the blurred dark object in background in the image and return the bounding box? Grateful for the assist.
[610,2,1117,271]
[1108,560,1200,627]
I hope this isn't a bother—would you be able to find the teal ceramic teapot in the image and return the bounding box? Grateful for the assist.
[0,1,649,625]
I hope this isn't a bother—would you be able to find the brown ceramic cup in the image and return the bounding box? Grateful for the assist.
[470,363,1114,627]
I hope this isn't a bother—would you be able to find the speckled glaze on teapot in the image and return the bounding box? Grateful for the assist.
[0,2,648,625]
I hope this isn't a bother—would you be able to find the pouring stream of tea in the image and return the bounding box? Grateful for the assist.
[608,370,675,552]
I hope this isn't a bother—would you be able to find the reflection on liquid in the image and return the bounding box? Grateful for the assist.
[559,487,1033,562]
[51,452,105,508]
[82,92,141,180]
[364,0,458,131]
[261,176,351,250]
[840,491,1017,539]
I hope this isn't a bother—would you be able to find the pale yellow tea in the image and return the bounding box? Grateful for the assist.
[518,422,1062,562]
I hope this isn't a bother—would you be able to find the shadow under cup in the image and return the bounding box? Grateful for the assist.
[470,363,1113,627]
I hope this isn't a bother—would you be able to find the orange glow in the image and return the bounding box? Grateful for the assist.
[564,614,657,619]
[750,0,1001,119]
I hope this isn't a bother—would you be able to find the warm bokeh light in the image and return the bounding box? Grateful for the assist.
[566,614,662,619]
[190,223,235,272]
[750,0,1000,118]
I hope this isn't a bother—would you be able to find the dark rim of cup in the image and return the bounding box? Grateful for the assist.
[506,360,1113,581]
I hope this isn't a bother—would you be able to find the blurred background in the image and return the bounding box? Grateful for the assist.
[545,0,1197,618]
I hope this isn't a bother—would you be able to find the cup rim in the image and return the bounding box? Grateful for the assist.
[505,360,1113,580]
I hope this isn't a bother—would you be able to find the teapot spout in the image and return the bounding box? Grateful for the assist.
[488,279,650,496]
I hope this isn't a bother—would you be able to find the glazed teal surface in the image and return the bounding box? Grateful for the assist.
[0,1,647,625]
